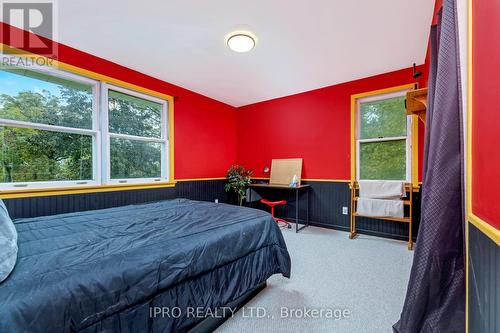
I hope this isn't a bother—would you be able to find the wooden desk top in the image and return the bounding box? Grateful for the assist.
[249,183,311,190]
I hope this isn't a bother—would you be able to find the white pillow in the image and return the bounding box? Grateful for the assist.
[0,199,17,283]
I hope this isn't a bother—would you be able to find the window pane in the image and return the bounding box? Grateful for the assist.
[0,68,93,129]
[0,126,93,183]
[360,140,406,180]
[360,96,407,139]
[110,137,161,179]
[108,90,162,138]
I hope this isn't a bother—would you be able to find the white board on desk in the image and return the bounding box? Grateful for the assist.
[269,158,303,186]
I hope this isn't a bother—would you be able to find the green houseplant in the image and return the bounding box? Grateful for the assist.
[224,165,253,206]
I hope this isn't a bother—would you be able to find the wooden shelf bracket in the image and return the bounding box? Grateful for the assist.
[406,88,428,123]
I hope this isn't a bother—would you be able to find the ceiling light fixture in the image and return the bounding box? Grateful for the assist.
[227,32,256,53]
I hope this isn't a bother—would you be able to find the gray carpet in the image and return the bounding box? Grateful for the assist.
[216,226,414,333]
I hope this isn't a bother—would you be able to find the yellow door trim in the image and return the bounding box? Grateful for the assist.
[465,0,472,329]
[463,0,500,325]
[465,1,472,330]
[468,214,500,246]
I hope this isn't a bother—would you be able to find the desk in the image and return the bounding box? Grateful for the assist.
[248,183,311,233]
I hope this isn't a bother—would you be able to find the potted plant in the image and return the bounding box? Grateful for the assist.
[224,165,253,206]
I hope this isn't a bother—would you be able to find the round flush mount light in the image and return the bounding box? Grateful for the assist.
[226,32,256,53]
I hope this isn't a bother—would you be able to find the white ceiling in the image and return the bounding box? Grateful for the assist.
[57,0,435,107]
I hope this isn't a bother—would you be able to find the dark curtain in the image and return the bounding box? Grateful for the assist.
[393,0,465,332]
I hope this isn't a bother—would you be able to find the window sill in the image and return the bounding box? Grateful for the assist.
[0,182,176,199]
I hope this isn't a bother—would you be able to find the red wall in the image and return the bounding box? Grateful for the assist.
[236,67,426,180]
[1,22,432,183]
[0,23,237,180]
[471,0,500,229]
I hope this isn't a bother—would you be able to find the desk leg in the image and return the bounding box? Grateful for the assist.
[307,189,310,227]
[295,189,311,233]
[295,189,299,233]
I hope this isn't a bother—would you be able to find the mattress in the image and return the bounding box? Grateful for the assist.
[0,199,291,332]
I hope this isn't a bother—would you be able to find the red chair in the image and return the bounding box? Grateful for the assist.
[260,199,291,229]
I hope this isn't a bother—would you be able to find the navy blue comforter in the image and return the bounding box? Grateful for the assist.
[0,199,290,332]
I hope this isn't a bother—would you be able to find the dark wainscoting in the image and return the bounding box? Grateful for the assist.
[3,179,420,241]
[249,180,421,242]
[175,179,230,204]
[468,223,499,333]
[3,180,230,220]
[4,187,176,219]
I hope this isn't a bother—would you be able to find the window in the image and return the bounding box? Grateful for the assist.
[0,60,171,190]
[356,91,412,181]
[103,85,168,184]
[0,65,98,189]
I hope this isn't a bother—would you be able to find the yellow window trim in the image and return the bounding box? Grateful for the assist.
[0,43,175,185]
[350,84,418,186]
[411,114,420,186]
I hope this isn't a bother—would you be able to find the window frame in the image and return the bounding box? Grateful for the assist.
[0,63,101,190]
[355,89,413,182]
[0,56,172,192]
[101,83,169,185]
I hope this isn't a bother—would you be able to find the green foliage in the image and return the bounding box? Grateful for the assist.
[359,96,408,180]
[107,90,164,179]
[0,87,93,129]
[0,73,163,183]
[360,140,406,180]
[110,139,161,179]
[0,88,94,183]
[108,90,162,138]
[224,165,252,206]
[360,96,407,139]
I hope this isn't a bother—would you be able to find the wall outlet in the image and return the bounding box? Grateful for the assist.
[342,206,348,215]
[215,199,219,203]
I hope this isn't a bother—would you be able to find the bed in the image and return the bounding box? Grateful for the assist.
[0,199,291,332]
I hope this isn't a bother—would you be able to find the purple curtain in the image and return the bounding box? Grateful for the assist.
[393,0,465,332]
